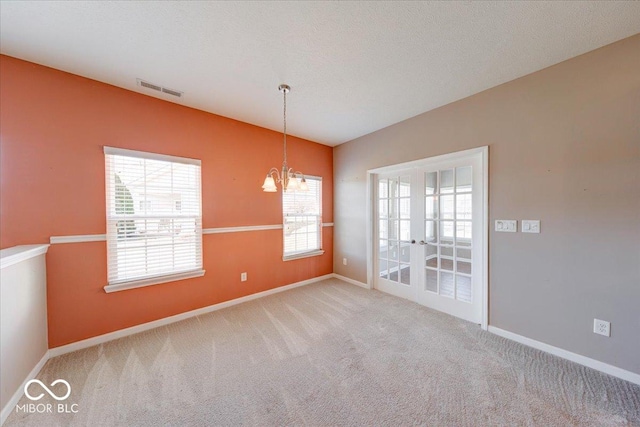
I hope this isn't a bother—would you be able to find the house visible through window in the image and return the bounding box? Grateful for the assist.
[104,147,203,291]
[282,176,323,260]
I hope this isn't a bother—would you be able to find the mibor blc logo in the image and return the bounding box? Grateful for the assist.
[16,379,79,414]
[25,379,71,401]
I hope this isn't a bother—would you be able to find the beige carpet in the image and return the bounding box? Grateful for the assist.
[5,278,640,426]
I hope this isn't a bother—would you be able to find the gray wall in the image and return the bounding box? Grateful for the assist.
[333,35,640,374]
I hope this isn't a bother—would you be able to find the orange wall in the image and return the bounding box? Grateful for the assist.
[0,55,334,348]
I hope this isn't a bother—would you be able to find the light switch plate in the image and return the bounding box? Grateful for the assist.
[495,220,517,232]
[522,220,540,233]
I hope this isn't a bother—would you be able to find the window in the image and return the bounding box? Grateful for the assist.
[104,147,203,292]
[282,176,323,260]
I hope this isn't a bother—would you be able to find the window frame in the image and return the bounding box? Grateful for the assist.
[103,146,204,293]
[282,175,324,261]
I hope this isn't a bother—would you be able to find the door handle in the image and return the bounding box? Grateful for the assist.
[411,240,416,244]
[419,240,425,245]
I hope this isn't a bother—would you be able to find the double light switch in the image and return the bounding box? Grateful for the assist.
[495,220,540,233]
[495,220,517,232]
[521,220,540,233]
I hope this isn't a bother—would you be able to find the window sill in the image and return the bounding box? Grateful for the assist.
[104,269,205,293]
[283,250,325,262]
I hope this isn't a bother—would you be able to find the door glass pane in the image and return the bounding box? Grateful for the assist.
[426,269,437,292]
[399,198,410,219]
[425,196,438,219]
[456,275,472,303]
[441,169,454,194]
[389,220,399,240]
[457,240,471,248]
[400,242,410,263]
[456,194,472,219]
[399,175,411,197]
[456,221,472,243]
[400,263,410,285]
[456,247,471,260]
[440,272,454,297]
[399,220,410,241]
[426,258,438,269]
[441,257,453,271]
[425,244,437,268]
[456,166,472,192]
[388,241,399,260]
[379,259,388,279]
[440,246,453,258]
[389,198,399,219]
[378,199,388,218]
[378,179,388,198]
[389,178,399,199]
[379,220,388,238]
[440,221,454,245]
[379,239,388,259]
[388,262,399,282]
[457,260,471,275]
[425,172,437,195]
[425,221,437,243]
[440,195,454,219]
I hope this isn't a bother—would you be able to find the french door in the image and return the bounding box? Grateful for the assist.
[374,149,486,325]
[376,172,416,301]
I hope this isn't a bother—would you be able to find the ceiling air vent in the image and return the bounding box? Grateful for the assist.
[136,79,183,98]
[161,87,183,97]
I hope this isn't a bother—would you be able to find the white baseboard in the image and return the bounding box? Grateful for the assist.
[488,326,640,386]
[0,351,49,426]
[49,274,334,358]
[332,273,370,289]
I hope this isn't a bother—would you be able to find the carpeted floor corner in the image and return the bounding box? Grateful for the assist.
[5,278,640,426]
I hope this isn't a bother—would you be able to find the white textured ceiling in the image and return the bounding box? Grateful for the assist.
[1,2,639,146]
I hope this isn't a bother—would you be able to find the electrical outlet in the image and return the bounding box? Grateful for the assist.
[343,258,347,266]
[593,319,610,337]
[241,272,247,282]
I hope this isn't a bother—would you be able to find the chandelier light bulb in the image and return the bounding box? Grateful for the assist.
[286,177,299,192]
[299,177,309,191]
[262,175,277,192]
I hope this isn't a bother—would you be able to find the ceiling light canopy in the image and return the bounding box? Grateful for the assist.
[262,84,308,193]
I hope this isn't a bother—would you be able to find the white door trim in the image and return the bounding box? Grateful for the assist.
[365,146,489,330]
[366,170,375,290]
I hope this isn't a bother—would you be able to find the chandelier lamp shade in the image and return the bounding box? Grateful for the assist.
[262,84,308,193]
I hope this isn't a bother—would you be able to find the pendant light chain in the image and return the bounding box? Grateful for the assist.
[283,87,287,165]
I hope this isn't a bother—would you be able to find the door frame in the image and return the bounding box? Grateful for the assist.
[365,146,489,330]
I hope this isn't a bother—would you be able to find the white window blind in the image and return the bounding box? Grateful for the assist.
[283,176,322,259]
[104,147,203,287]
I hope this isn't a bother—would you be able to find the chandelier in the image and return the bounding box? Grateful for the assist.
[261,84,308,193]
